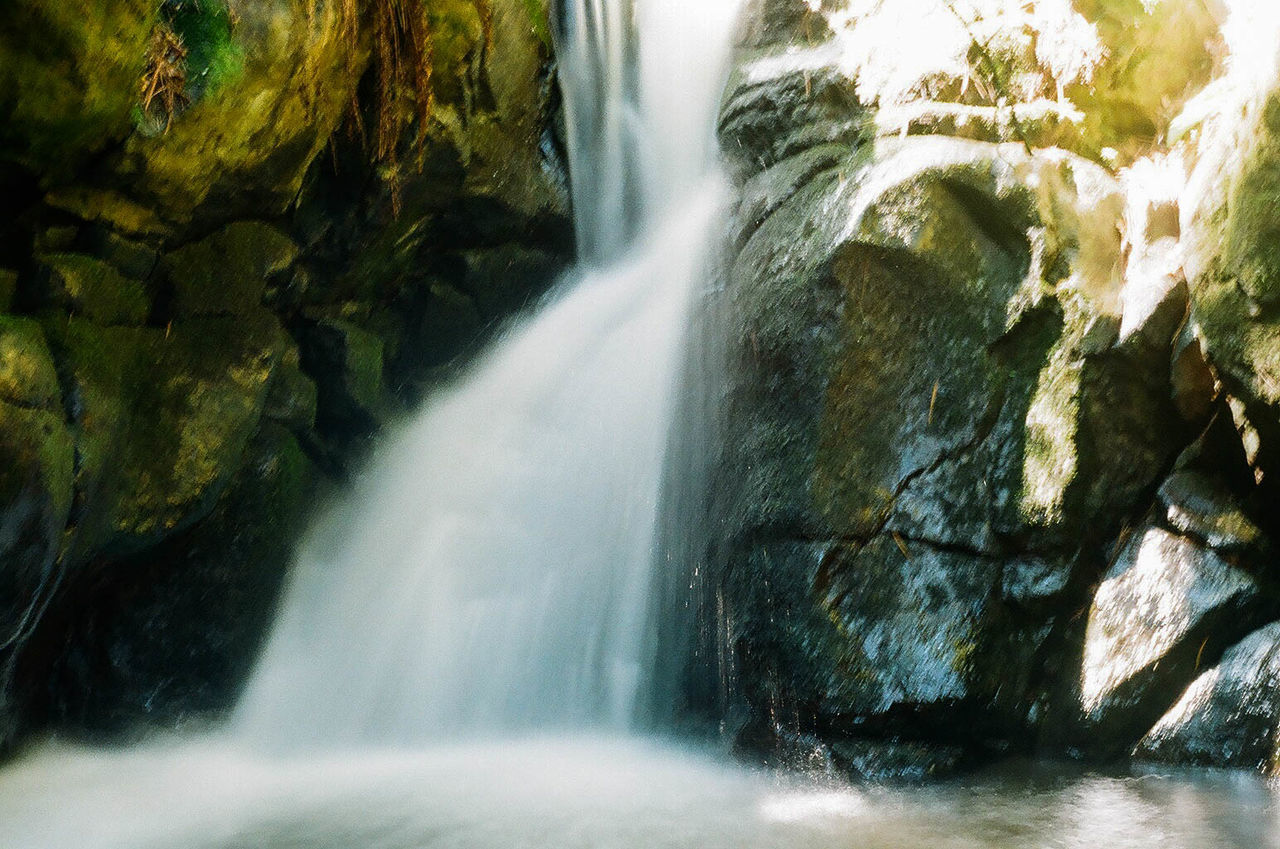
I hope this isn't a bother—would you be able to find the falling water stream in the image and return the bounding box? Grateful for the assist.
[1,1,1279,847]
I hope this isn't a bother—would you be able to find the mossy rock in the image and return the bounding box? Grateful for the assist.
[162,221,298,318]
[0,0,157,183]
[42,311,289,557]
[44,188,171,241]
[262,358,317,433]
[301,317,387,433]
[0,316,63,408]
[42,421,320,733]
[95,233,160,281]
[36,253,151,325]
[117,0,364,227]
[1184,84,1280,471]
[0,270,17,313]
[0,319,74,673]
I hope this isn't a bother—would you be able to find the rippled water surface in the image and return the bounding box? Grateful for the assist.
[1,737,1274,849]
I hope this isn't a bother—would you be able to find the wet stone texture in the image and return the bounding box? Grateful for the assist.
[1135,622,1280,771]
[700,0,1280,775]
[1066,526,1262,757]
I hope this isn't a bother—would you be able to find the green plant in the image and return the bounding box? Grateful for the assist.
[522,0,552,49]
[164,0,245,98]
[137,0,243,132]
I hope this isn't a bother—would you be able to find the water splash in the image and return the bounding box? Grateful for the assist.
[233,0,745,747]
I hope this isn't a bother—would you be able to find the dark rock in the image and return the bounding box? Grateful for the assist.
[43,188,170,241]
[1002,557,1073,608]
[33,422,320,735]
[162,222,298,319]
[300,318,389,439]
[719,48,870,178]
[0,318,74,739]
[814,537,1002,718]
[1068,526,1262,755]
[829,739,966,782]
[712,90,1190,756]
[1158,471,1262,554]
[35,253,150,326]
[262,359,318,434]
[462,244,565,319]
[0,270,16,312]
[1171,326,1217,423]
[735,0,834,49]
[33,226,77,254]
[95,232,160,281]
[0,0,157,183]
[1134,621,1280,771]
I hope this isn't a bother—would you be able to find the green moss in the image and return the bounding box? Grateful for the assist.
[0,0,158,181]
[38,253,151,325]
[1018,346,1082,526]
[330,319,385,415]
[520,0,552,49]
[0,402,75,533]
[121,0,362,225]
[0,317,75,562]
[162,221,298,318]
[0,316,63,409]
[163,0,245,99]
[42,312,288,556]
[44,187,170,239]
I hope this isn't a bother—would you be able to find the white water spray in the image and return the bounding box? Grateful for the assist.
[233,0,745,747]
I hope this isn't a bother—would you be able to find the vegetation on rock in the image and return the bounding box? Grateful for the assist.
[0,0,570,747]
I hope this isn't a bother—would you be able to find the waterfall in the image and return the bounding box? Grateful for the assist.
[233,0,745,747]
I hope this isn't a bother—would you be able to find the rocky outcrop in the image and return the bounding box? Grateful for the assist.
[701,0,1280,776]
[0,0,570,747]
[1135,621,1280,771]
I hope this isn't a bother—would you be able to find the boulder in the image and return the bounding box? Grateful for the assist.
[41,311,289,557]
[40,422,319,733]
[711,3,1199,753]
[300,317,388,439]
[161,221,298,318]
[1157,471,1263,554]
[0,0,157,183]
[114,0,362,229]
[718,48,868,179]
[1134,621,1280,771]
[1068,526,1261,755]
[1180,39,1280,483]
[34,253,150,325]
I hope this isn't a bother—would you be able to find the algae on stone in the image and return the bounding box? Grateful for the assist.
[36,253,151,326]
[162,221,298,318]
[0,0,158,182]
[42,312,289,556]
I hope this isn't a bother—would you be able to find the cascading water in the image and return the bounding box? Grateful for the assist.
[6,3,1280,849]
[233,0,745,747]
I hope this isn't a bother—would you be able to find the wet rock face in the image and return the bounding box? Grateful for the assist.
[703,0,1280,774]
[1066,526,1261,756]
[1135,622,1280,771]
[0,318,73,737]
[0,0,570,746]
[711,118,1187,758]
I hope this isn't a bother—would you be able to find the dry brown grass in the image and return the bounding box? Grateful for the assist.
[140,22,191,132]
[335,0,496,213]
